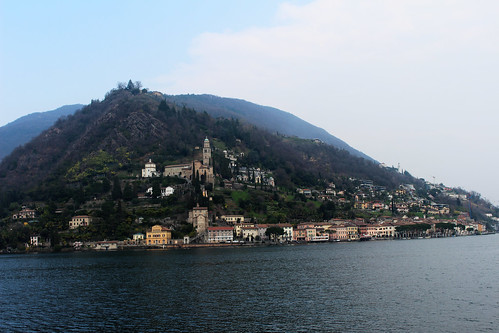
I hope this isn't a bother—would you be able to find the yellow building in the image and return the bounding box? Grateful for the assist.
[347,225,359,240]
[221,215,245,224]
[146,225,172,245]
[69,215,93,230]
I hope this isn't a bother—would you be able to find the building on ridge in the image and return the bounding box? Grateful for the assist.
[142,159,159,178]
[163,138,214,185]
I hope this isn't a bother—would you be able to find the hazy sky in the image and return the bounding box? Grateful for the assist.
[1,0,498,205]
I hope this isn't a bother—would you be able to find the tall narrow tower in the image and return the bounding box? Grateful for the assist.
[203,137,211,166]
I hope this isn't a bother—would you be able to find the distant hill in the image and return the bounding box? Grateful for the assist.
[0,88,407,194]
[0,104,84,161]
[0,95,372,164]
[164,94,373,161]
[0,85,495,241]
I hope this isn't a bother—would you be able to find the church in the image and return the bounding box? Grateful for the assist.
[163,137,214,185]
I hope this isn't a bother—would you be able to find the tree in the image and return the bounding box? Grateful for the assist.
[152,182,161,199]
[265,226,285,242]
[112,177,122,200]
[123,183,134,201]
[102,178,111,193]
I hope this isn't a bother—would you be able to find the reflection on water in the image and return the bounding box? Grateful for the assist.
[1,235,498,332]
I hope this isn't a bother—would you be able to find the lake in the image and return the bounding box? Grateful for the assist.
[1,235,498,332]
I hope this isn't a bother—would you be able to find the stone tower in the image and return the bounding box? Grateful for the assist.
[203,137,211,166]
[188,205,209,236]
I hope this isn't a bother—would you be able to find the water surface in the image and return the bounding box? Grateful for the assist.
[1,235,498,332]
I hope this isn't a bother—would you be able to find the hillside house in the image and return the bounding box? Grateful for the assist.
[69,215,92,229]
[12,208,36,220]
[221,215,245,224]
[142,159,159,178]
[161,186,175,197]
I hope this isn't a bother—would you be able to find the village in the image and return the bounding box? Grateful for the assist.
[9,137,495,252]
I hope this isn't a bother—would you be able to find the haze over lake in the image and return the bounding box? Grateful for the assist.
[1,235,497,332]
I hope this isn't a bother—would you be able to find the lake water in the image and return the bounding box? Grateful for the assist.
[1,235,498,332]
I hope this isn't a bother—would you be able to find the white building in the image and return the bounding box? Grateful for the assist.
[142,159,158,178]
[30,235,41,247]
[133,233,144,242]
[161,186,175,197]
[207,227,234,243]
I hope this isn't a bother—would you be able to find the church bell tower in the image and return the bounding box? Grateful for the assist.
[203,137,211,166]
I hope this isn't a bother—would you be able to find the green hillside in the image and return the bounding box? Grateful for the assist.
[0,83,496,250]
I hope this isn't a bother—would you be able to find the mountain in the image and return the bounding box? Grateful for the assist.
[163,94,373,161]
[0,104,84,161]
[0,87,409,196]
[0,85,496,248]
[0,94,372,165]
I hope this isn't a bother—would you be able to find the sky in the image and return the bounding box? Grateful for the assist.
[1,0,498,205]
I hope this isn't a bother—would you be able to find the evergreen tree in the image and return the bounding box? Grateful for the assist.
[123,183,134,201]
[112,177,122,200]
[152,182,161,199]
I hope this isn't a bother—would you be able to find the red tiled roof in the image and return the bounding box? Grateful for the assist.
[208,226,233,231]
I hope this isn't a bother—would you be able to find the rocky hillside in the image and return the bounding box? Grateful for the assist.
[164,94,373,160]
[0,85,413,197]
[0,104,83,161]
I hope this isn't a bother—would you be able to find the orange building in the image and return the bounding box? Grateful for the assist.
[146,225,172,245]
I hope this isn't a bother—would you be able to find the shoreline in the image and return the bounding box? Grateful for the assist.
[2,232,495,255]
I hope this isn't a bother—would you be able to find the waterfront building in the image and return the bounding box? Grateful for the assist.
[133,233,144,243]
[94,241,119,250]
[30,235,41,247]
[293,228,306,241]
[241,226,259,241]
[332,225,349,240]
[376,225,395,238]
[305,227,317,242]
[146,225,172,245]
[277,223,293,241]
[347,225,359,240]
[234,222,256,237]
[207,226,234,243]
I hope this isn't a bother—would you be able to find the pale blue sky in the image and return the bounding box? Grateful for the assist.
[0,0,304,121]
[1,0,498,205]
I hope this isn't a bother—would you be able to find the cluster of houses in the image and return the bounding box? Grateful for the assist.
[135,215,488,248]
[134,208,488,247]
[297,178,464,217]
[12,207,36,220]
[19,206,489,250]
[221,147,276,188]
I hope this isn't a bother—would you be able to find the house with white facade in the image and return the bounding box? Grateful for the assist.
[142,159,159,178]
[161,186,175,197]
[207,227,234,243]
